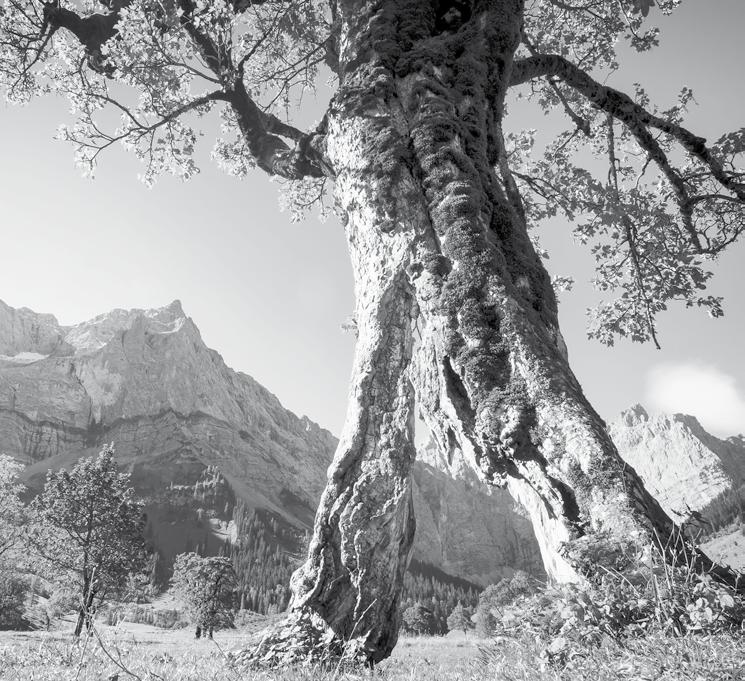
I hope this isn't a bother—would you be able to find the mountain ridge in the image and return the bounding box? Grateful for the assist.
[610,403,745,523]
[0,298,543,586]
[4,298,741,582]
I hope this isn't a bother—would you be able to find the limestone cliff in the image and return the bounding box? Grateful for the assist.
[412,440,543,584]
[0,299,542,584]
[611,404,745,522]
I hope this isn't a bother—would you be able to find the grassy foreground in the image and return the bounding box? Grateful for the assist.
[0,622,743,681]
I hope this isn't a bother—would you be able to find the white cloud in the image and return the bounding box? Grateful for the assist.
[645,363,745,438]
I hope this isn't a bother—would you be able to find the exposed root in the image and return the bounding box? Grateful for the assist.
[231,609,373,669]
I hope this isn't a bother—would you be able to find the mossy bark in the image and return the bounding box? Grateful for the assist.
[240,0,740,667]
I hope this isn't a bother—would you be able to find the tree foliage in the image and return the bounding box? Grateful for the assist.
[0,569,27,630]
[401,602,436,636]
[0,1,741,344]
[28,445,148,636]
[476,571,539,636]
[446,602,472,635]
[171,552,237,637]
[400,562,481,635]
[0,454,26,560]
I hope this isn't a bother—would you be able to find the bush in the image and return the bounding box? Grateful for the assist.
[489,533,745,666]
[401,603,436,635]
[475,570,540,636]
[0,569,27,629]
[48,587,79,618]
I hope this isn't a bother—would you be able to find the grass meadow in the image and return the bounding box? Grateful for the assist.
[1,617,742,681]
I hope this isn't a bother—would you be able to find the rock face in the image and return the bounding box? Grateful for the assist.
[412,440,543,584]
[0,300,334,530]
[611,404,745,522]
[0,299,542,584]
[0,299,64,359]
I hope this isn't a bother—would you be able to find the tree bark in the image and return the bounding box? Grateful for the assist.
[245,20,421,656]
[240,0,741,667]
[74,585,97,637]
[74,607,85,638]
[246,197,418,664]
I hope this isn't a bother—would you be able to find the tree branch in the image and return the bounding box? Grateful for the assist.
[510,53,745,253]
[606,115,660,349]
[37,0,333,180]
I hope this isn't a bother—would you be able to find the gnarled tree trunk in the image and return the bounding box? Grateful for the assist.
[247,64,421,661]
[243,0,741,667]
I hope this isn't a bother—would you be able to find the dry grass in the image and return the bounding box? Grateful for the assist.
[0,623,742,681]
[0,621,480,681]
[479,632,744,681]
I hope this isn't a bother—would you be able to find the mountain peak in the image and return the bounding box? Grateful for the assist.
[63,301,189,355]
[610,404,745,522]
[0,298,64,357]
[619,403,648,426]
[144,299,186,322]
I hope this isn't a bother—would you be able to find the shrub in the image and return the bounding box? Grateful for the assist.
[490,532,745,665]
[0,569,27,629]
[401,603,436,635]
[475,570,540,636]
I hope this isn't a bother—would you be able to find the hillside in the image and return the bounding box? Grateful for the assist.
[0,298,543,591]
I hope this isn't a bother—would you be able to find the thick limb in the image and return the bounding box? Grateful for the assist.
[398,6,742,589]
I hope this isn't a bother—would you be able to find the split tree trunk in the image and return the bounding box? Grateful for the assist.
[244,0,740,666]
[248,66,421,661]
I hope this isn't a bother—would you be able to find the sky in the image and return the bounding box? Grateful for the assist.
[0,1,744,438]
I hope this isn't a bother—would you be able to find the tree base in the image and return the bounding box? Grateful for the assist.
[232,609,374,669]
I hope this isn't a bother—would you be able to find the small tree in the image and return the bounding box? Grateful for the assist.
[0,454,25,559]
[171,553,237,639]
[401,603,436,637]
[446,602,472,636]
[0,454,28,631]
[475,603,497,638]
[29,445,147,637]
[476,572,539,637]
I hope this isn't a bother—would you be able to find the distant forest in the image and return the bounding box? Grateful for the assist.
[140,468,483,618]
[228,502,481,620]
[695,484,745,538]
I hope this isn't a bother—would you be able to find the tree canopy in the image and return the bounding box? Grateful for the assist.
[171,552,237,637]
[0,1,742,347]
[446,602,472,635]
[0,454,25,560]
[401,602,436,636]
[28,445,148,636]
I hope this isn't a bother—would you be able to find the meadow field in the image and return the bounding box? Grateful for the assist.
[1,617,742,681]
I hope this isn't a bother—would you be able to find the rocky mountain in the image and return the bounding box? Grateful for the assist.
[412,440,539,586]
[0,298,542,587]
[610,404,745,523]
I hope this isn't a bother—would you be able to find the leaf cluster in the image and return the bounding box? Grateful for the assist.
[27,445,148,600]
[0,454,26,560]
[171,551,237,631]
[488,534,745,667]
[401,602,437,636]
